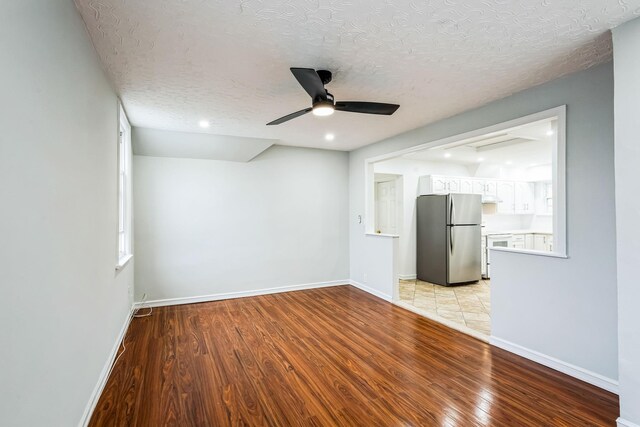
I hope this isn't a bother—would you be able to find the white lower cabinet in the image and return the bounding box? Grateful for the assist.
[510,234,525,249]
[481,237,487,277]
[533,234,553,251]
[525,234,534,249]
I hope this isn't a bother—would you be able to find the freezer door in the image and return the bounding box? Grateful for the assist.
[447,225,481,284]
[447,194,482,225]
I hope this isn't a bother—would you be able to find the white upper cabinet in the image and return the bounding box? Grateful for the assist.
[471,179,485,195]
[460,177,474,194]
[420,174,540,216]
[514,181,535,214]
[446,177,461,193]
[430,176,448,193]
[496,181,515,214]
[484,180,498,196]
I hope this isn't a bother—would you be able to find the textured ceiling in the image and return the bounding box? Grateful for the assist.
[75,0,640,151]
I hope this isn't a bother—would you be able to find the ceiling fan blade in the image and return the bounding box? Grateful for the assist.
[334,101,400,115]
[290,68,327,101]
[266,108,313,125]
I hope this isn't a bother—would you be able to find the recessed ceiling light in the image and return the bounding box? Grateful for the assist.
[325,133,335,141]
[506,160,513,165]
[477,157,485,162]
[444,152,452,158]
[199,120,210,128]
[546,130,554,136]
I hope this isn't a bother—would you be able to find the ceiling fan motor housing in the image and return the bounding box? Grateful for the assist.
[316,70,332,85]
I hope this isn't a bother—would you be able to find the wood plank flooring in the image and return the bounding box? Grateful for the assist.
[90,285,618,426]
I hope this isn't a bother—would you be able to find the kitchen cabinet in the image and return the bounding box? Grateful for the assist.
[510,234,525,249]
[515,182,535,214]
[419,175,469,194]
[430,176,448,193]
[446,177,461,193]
[472,179,486,195]
[420,175,541,217]
[460,177,474,194]
[481,236,487,277]
[525,234,534,249]
[533,234,553,251]
[496,181,515,214]
[544,182,553,214]
[484,180,497,196]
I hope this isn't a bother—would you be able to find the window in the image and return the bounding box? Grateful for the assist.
[117,104,132,269]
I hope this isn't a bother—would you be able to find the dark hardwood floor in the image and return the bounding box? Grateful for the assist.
[90,285,618,426]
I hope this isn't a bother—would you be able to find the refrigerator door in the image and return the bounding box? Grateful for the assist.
[447,194,482,225]
[447,224,482,284]
[417,195,448,285]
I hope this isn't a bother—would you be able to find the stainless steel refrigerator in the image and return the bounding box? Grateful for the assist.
[417,194,482,286]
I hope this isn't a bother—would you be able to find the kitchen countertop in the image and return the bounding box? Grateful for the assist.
[482,229,553,236]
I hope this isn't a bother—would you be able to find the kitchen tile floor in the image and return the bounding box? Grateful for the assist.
[398,279,491,336]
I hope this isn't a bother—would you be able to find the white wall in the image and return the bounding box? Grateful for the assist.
[134,145,349,302]
[350,63,618,384]
[373,158,469,278]
[612,18,640,427]
[0,1,134,425]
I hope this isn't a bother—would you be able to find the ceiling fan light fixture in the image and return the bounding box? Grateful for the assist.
[312,102,335,117]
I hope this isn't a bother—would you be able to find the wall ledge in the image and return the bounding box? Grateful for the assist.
[365,233,399,238]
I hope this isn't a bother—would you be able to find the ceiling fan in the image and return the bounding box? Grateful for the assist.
[266,68,400,125]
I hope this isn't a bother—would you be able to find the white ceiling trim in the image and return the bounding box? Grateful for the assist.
[132,127,275,162]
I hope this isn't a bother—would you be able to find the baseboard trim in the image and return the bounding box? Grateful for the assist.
[618,417,640,427]
[79,305,134,427]
[134,280,350,308]
[399,274,417,280]
[348,280,393,302]
[490,336,619,394]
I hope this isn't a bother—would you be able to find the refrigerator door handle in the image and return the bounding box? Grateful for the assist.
[450,197,455,225]
[450,226,454,254]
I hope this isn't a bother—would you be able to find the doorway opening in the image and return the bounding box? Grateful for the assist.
[366,107,566,340]
[374,174,402,235]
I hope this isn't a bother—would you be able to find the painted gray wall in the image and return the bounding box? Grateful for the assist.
[612,18,640,426]
[349,63,618,382]
[134,145,350,301]
[0,1,134,425]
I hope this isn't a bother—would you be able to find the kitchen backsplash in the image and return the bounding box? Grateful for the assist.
[483,214,535,231]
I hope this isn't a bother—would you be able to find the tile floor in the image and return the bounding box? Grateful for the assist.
[398,279,491,336]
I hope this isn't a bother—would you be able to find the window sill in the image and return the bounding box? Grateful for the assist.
[489,247,568,259]
[116,254,133,271]
[365,232,400,238]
